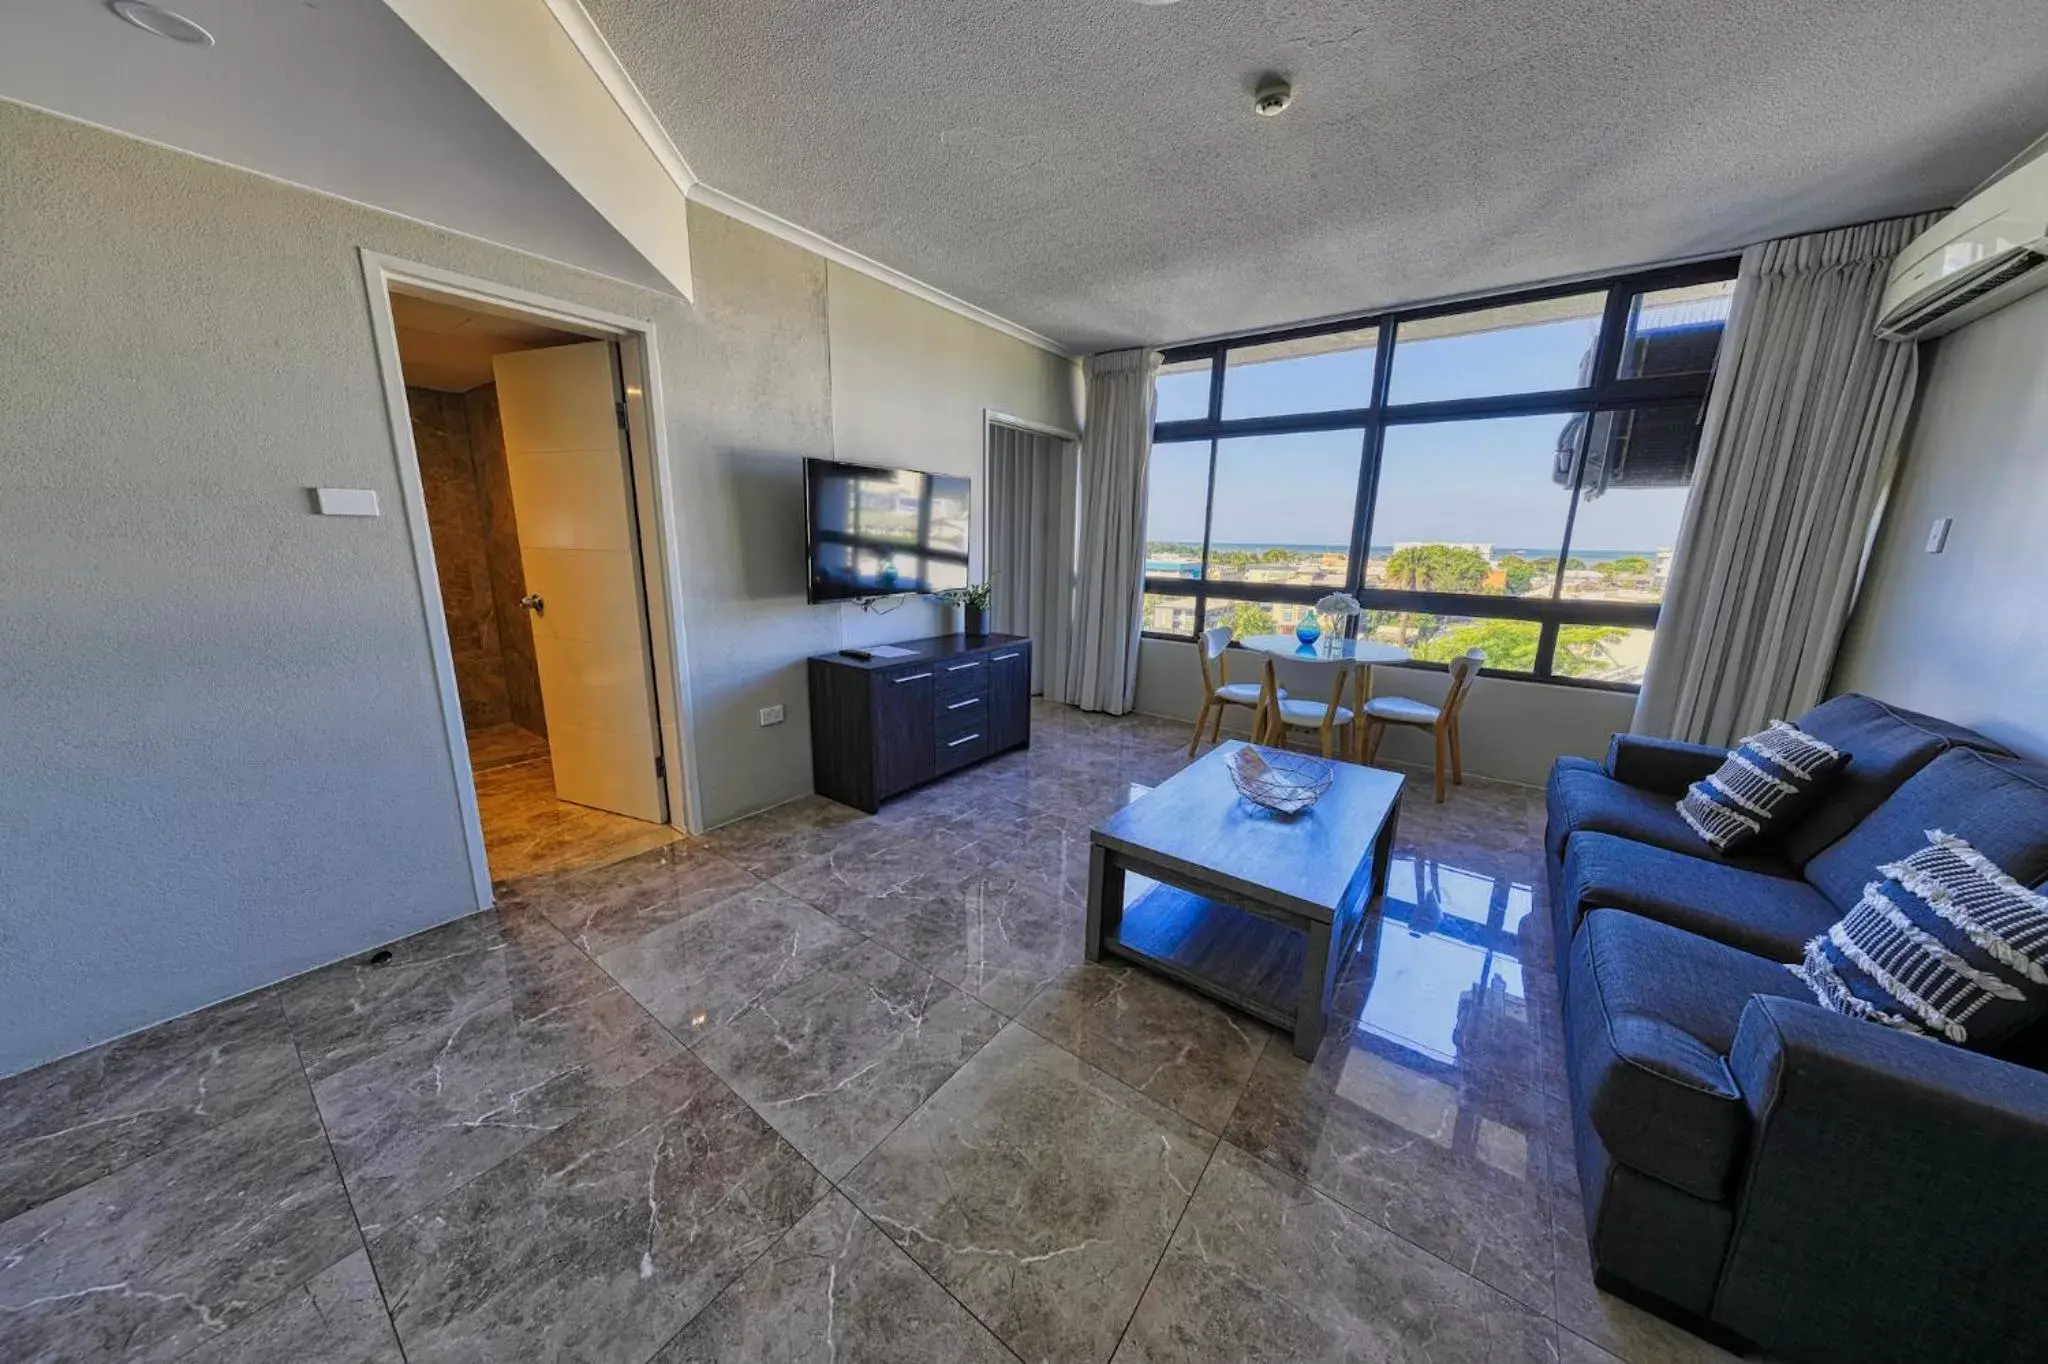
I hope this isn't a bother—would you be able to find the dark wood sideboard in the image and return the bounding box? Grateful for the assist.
[807,633,1032,812]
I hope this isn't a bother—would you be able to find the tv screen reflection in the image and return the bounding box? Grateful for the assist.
[806,461,970,602]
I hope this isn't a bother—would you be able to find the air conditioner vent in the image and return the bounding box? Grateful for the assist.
[1879,149,2048,340]
[1884,248,2047,337]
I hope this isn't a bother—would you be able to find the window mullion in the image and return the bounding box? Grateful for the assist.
[1533,620,1562,679]
[1548,413,1594,599]
[1350,318,1397,601]
[1196,436,1220,598]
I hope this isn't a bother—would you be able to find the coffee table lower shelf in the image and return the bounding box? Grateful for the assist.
[1100,882,1306,1033]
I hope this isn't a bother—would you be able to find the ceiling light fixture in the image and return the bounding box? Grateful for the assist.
[1253,76,1294,117]
[108,0,215,46]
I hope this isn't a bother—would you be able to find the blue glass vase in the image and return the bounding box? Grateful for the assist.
[1295,611,1321,647]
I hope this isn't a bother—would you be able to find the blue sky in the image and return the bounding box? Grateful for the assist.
[1147,314,1696,552]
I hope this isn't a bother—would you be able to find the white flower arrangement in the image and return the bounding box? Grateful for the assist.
[1314,591,1362,624]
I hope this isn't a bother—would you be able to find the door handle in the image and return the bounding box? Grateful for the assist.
[946,732,982,747]
[992,652,1020,661]
[519,594,544,616]
[893,671,933,683]
[946,697,982,711]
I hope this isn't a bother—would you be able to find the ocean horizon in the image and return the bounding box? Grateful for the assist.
[1149,542,1666,562]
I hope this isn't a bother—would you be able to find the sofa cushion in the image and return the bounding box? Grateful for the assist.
[1605,733,1731,796]
[1567,910,1808,1201]
[1780,695,2011,866]
[1805,750,2048,912]
[1676,720,1849,853]
[1795,826,2048,1049]
[1560,833,1837,962]
[1547,758,1795,877]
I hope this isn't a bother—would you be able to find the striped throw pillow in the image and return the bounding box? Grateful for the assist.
[1676,720,1848,853]
[1792,830,2048,1047]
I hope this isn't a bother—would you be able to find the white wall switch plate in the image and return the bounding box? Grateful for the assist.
[315,487,380,517]
[759,704,786,726]
[1925,517,1952,553]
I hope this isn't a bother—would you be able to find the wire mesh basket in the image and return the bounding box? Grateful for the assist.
[1227,746,1335,815]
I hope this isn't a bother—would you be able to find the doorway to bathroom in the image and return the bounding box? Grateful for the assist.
[367,262,694,890]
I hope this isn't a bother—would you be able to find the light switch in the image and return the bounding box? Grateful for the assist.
[759,705,786,726]
[1925,517,1952,554]
[315,487,380,517]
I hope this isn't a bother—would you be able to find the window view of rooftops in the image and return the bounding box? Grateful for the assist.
[1143,273,1735,687]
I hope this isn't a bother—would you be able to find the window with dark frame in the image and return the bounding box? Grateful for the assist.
[1141,262,1740,690]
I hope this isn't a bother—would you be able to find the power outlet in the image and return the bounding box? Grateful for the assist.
[759,704,786,726]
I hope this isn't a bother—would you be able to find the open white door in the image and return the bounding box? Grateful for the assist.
[492,341,668,823]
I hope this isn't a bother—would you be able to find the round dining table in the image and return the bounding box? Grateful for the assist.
[1237,634,1412,762]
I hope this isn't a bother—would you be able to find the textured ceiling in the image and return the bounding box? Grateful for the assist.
[583,0,2048,351]
[389,293,586,392]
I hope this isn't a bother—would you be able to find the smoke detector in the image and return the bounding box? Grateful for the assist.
[1253,76,1294,117]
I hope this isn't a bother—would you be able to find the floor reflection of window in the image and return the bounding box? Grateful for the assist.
[1336,1050,1459,1147]
[1476,1117,1528,1180]
[1383,855,1537,949]
[1331,852,1538,1177]
[1355,931,1515,1064]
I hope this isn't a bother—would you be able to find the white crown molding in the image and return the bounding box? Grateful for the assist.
[542,0,1076,359]
[685,182,1076,358]
[385,0,695,297]
[541,0,696,197]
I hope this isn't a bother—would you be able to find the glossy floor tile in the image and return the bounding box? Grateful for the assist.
[0,1082,361,1363]
[0,991,300,1223]
[467,722,550,773]
[475,752,681,881]
[181,1251,403,1364]
[0,700,1739,1364]
[690,940,1002,1179]
[368,1052,826,1364]
[1018,960,1271,1132]
[1114,1142,1557,1363]
[842,1023,1215,1364]
[649,1191,1016,1364]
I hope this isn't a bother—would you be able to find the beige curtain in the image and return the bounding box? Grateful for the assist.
[986,422,1077,698]
[1633,213,1938,744]
[1065,348,1159,714]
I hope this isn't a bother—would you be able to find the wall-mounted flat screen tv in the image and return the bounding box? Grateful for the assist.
[804,459,971,603]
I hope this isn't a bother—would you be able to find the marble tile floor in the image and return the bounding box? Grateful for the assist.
[0,701,1745,1363]
[474,751,683,881]
[467,723,551,773]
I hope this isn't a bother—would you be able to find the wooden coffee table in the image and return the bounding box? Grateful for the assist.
[1086,742,1403,1059]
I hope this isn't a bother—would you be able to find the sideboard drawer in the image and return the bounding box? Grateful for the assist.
[936,691,987,739]
[935,655,989,700]
[934,724,991,773]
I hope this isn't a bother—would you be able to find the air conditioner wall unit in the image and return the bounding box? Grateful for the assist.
[1876,147,2048,341]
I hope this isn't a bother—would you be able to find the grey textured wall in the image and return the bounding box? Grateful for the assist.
[826,263,1084,647]
[1832,287,2048,759]
[0,101,1079,1074]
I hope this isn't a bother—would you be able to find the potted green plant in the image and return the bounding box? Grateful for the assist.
[939,580,995,636]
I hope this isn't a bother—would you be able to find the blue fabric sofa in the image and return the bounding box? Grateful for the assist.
[1543,695,2048,1363]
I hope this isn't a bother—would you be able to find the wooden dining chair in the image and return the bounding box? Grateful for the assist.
[1188,625,1283,757]
[1362,649,1482,802]
[1252,658,1356,760]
